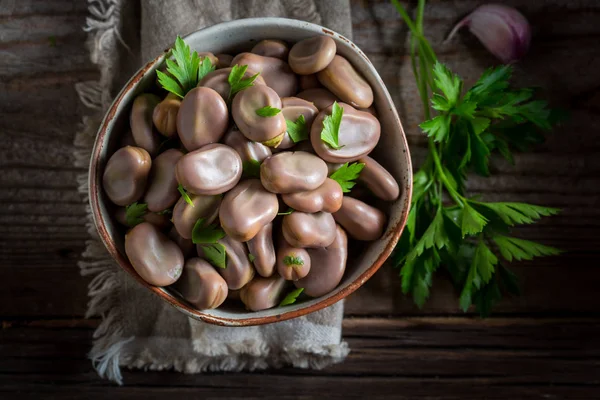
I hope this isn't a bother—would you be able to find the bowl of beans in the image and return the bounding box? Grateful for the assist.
[89,18,412,326]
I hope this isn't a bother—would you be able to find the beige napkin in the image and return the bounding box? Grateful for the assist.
[75,0,352,385]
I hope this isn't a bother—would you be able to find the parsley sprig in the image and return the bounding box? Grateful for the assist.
[256,106,281,117]
[283,255,304,266]
[192,217,227,269]
[391,0,562,316]
[279,287,304,307]
[178,184,194,207]
[321,101,344,149]
[286,115,309,143]
[242,159,261,179]
[329,162,365,193]
[157,36,216,98]
[228,64,260,100]
[125,202,148,227]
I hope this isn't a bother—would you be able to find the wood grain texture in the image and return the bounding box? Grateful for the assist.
[0,318,598,399]
[0,0,599,397]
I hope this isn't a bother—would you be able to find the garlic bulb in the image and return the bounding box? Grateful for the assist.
[447,4,531,64]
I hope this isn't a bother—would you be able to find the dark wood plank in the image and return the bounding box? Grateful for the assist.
[0,1,93,253]
[0,0,88,17]
[3,381,595,400]
[0,265,88,316]
[0,317,598,398]
[0,13,89,44]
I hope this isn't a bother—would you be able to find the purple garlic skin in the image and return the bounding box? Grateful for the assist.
[447,4,531,64]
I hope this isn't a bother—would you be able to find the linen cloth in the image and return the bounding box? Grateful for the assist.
[75,0,352,385]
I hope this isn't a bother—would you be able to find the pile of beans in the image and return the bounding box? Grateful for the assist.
[102,35,400,312]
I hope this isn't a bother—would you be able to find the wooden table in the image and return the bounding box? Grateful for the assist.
[1,0,599,398]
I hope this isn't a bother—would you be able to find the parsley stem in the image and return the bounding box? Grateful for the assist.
[416,0,426,34]
[391,0,420,35]
[418,50,432,119]
[409,36,419,88]
[429,140,464,207]
[397,0,459,207]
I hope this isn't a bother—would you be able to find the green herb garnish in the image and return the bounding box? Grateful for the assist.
[248,253,256,263]
[157,36,215,98]
[329,162,365,193]
[191,217,226,244]
[201,243,227,269]
[391,0,562,317]
[125,202,148,227]
[192,217,228,269]
[279,288,304,307]
[156,208,173,216]
[278,207,294,216]
[242,159,261,179]
[320,101,344,149]
[492,235,561,262]
[177,184,194,207]
[198,56,216,81]
[228,64,260,100]
[286,114,309,143]
[256,106,281,117]
[283,255,304,266]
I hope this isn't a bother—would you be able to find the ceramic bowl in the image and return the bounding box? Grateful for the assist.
[89,18,412,326]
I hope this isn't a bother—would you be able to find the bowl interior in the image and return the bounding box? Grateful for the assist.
[90,18,412,326]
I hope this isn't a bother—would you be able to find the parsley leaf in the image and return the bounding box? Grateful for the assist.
[472,278,502,318]
[192,217,227,269]
[157,70,184,98]
[248,253,256,263]
[256,106,281,117]
[242,159,261,179]
[125,202,148,227]
[192,217,226,244]
[470,129,492,176]
[471,117,491,136]
[157,36,210,98]
[466,65,511,102]
[459,240,498,311]
[460,203,488,238]
[403,210,452,265]
[432,62,462,106]
[279,287,304,307]
[228,64,260,100]
[329,162,365,193]
[283,255,304,266]
[201,243,227,269]
[286,115,309,143]
[493,235,561,262]
[475,202,560,226]
[178,184,194,207]
[420,114,451,142]
[401,248,441,307]
[320,101,344,149]
[198,56,216,81]
[453,100,477,119]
